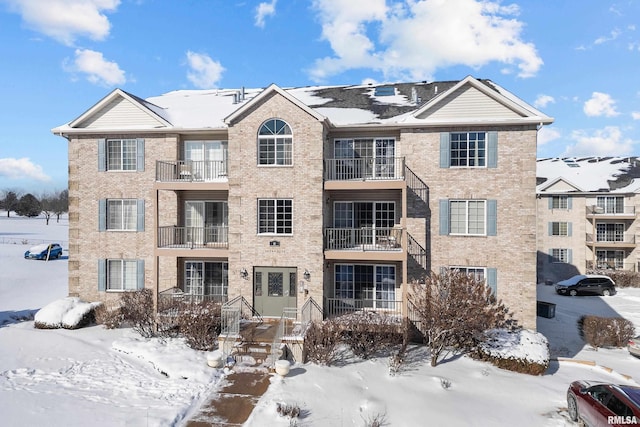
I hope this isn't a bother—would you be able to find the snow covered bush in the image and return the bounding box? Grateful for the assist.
[409,270,517,366]
[474,329,549,375]
[578,315,635,350]
[120,289,155,338]
[34,297,100,329]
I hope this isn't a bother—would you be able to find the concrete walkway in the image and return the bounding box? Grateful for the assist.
[186,370,271,427]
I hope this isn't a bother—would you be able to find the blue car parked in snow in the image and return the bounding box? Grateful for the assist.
[24,243,63,260]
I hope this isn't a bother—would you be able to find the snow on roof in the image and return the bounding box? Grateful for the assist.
[536,157,640,193]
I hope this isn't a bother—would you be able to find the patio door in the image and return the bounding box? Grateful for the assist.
[335,138,395,179]
[185,201,228,245]
[333,202,395,246]
[334,264,396,309]
[185,141,227,180]
[184,261,228,300]
[253,267,297,317]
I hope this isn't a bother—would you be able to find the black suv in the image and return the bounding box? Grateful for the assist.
[555,274,616,296]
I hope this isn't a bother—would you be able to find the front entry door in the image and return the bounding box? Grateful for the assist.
[253,267,297,317]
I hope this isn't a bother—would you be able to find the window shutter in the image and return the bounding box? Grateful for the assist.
[487,131,498,168]
[548,249,553,263]
[137,260,145,289]
[567,249,573,264]
[98,199,106,231]
[486,268,497,297]
[136,138,145,172]
[439,199,450,235]
[136,199,145,232]
[567,196,573,210]
[98,259,106,291]
[486,200,497,236]
[98,139,106,172]
[439,133,450,168]
[548,222,553,236]
[548,197,553,210]
[567,222,572,237]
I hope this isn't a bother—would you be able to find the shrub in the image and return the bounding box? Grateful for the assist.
[120,289,155,338]
[338,312,406,359]
[578,315,635,350]
[410,270,518,366]
[94,301,123,329]
[34,297,99,330]
[304,319,343,365]
[473,329,550,375]
[586,269,640,288]
[175,301,222,351]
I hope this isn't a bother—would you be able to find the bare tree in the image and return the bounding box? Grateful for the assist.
[40,193,54,225]
[409,270,517,367]
[52,189,68,222]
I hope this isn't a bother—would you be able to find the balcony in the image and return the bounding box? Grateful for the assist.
[586,260,637,272]
[155,160,228,189]
[157,226,228,249]
[324,157,405,190]
[586,205,636,219]
[324,227,404,261]
[586,233,636,248]
[324,297,403,318]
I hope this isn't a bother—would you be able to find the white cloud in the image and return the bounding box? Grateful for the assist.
[0,158,51,182]
[583,92,619,117]
[537,126,560,147]
[563,126,635,156]
[534,94,555,109]
[64,49,126,86]
[255,0,277,28]
[594,29,621,45]
[185,51,225,89]
[4,0,120,46]
[309,0,542,82]
[632,111,640,120]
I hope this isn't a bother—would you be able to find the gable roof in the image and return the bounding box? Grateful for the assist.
[537,157,640,193]
[52,76,553,134]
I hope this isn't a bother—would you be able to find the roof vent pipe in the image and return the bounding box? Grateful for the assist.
[241,86,245,101]
[434,85,438,94]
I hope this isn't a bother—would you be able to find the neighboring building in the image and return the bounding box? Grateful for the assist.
[536,157,640,283]
[52,76,552,330]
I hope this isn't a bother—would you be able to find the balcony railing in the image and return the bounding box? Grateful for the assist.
[586,205,636,216]
[156,160,227,182]
[586,233,636,244]
[586,260,637,272]
[324,297,403,318]
[157,225,229,248]
[324,227,403,251]
[324,157,405,181]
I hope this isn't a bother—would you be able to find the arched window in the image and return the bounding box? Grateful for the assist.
[257,118,292,165]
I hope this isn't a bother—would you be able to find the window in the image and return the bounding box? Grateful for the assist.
[258,199,292,234]
[597,196,624,214]
[450,266,485,282]
[107,199,137,230]
[450,200,486,235]
[596,250,624,269]
[99,138,144,172]
[551,248,571,263]
[450,132,486,167]
[258,119,292,165]
[596,223,624,242]
[550,195,568,209]
[448,266,497,296]
[98,259,143,292]
[550,221,570,236]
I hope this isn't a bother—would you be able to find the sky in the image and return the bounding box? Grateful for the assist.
[0,0,639,194]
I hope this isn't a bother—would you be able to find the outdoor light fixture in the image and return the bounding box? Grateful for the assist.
[304,269,311,280]
[240,268,248,279]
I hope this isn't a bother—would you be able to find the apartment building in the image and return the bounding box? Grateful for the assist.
[536,157,640,283]
[52,76,552,330]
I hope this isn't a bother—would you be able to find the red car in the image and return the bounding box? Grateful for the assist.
[567,380,640,426]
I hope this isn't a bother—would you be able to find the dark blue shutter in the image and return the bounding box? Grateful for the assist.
[486,268,497,297]
[487,132,498,168]
[136,199,145,232]
[99,199,106,231]
[136,138,145,172]
[486,200,497,236]
[98,139,106,171]
[98,259,106,291]
[439,133,450,168]
[137,260,145,289]
[439,199,450,235]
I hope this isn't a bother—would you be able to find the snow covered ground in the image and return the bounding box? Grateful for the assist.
[1,212,639,426]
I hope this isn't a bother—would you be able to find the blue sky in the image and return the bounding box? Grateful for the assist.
[1,0,639,194]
